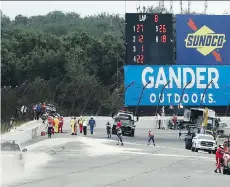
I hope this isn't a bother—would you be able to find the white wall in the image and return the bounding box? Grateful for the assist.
[1,116,230,144]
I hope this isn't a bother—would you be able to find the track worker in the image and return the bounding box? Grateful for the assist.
[106,121,112,138]
[147,130,155,146]
[88,116,96,135]
[59,116,64,133]
[83,118,88,135]
[47,121,53,138]
[78,116,83,133]
[215,145,224,173]
[53,116,60,133]
[70,117,77,135]
[116,119,122,129]
[116,126,123,146]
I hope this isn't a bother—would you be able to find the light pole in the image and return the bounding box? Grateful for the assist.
[135,81,151,117]
[176,80,192,116]
[155,80,171,117]
[200,79,213,107]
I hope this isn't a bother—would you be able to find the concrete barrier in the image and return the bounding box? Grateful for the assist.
[1,120,46,144]
[1,116,230,144]
[64,116,230,129]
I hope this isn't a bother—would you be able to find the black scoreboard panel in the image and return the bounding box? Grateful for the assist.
[125,13,173,65]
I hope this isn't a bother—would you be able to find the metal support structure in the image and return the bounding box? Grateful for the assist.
[159,0,164,9]
[180,0,183,13]
[225,102,230,116]
[136,0,141,13]
[204,0,208,14]
[135,81,151,116]
[155,80,171,117]
[124,80,134,96]
[52,78,65,103]
[176,81,192,116]
[200,79,213,107]
[188,0,191,13]
[59,78,77,110]
[95,82,117,116]
[69,81,84,116]
[170,0,174,13]
[81,82,102,115]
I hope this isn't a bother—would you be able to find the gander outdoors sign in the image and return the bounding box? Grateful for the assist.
[176,15,230,65]
[124,65,230,106]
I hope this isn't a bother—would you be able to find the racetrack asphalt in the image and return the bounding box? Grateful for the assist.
[1,125,230,187]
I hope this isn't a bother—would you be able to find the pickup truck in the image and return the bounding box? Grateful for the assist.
[111,110,139,137]
[191,134,217,154]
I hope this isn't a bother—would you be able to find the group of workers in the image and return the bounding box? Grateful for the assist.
[70,116,96,136]
[106,119,155,146]
[33,102,47,120]
[47,116,64,137]
[105,120,123,145]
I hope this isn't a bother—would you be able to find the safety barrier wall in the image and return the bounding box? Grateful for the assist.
[1,120,46,144]
[1,116,230,144]
[65,116,230,129]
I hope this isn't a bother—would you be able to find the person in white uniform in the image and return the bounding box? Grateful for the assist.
[83,119,88,135]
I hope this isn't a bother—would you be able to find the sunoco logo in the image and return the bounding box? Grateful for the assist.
[184,18,226,62]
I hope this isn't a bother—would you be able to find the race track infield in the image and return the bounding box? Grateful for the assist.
[1,127,229,187]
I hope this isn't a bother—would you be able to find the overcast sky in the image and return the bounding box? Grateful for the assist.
[1,1,230,19]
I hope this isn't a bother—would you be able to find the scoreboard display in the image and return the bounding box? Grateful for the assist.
[125,13,173,65]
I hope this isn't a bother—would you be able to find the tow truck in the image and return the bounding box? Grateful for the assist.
[111,110,139,137]
[180,108,216,128]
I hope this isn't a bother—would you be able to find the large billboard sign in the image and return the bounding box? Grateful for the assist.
[124,65,230,106]
[176,15,230,65]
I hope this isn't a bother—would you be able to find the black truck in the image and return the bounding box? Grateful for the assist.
[111,110,139,137]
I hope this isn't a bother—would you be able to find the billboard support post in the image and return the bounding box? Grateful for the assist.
[200,79,213,107]
[176,80,192,116]
[124,80,134,94]
[135,81,151,116]
[155,80,171,117]
[225,102,230,116]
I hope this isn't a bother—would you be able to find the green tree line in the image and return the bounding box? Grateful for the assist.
[1,6,197,117]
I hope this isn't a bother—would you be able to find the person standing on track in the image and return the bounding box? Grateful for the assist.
[58,116,64,133]
[70,117,76,135]
[83,118,88,135]
[106,121,112,138]
[116,119,122,129]
[215,145,224,173]
[88,116,96,135]
[78,116,83,133]
[54,116,59,133]
[116,126,123,146]
[35,103,42,120]
[147,130,155,146]
[116,119,123,145]
[47,121,53,138]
